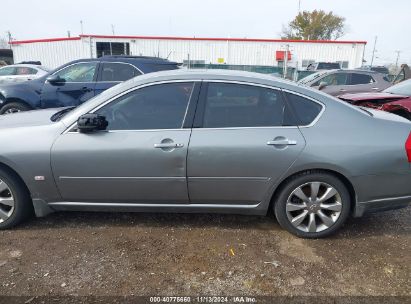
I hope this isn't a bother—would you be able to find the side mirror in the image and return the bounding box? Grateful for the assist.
[46,74,64,85]
[318,81,328,90]
[77,114,108,133]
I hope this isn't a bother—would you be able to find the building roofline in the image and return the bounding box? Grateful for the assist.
[9,37,81,44]
[9,34,367,45]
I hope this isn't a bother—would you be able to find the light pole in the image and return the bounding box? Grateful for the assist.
[394,50,401,69]
[370,36,377,67]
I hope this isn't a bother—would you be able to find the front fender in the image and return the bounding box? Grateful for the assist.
[0,83,42,108]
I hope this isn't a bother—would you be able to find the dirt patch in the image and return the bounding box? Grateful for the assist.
[0,208,409,297]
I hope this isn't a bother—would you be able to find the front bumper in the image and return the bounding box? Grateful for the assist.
[354,196,411,217]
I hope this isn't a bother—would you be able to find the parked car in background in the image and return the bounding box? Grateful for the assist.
[0,70,410,238]
[306,62,341,71]
[0,56,179,114]
[298,69,392,96]
[339,78,411,120]
[0,64,50,84]
[357,65,389,75]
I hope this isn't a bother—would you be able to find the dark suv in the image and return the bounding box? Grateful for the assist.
[0,56,179,114]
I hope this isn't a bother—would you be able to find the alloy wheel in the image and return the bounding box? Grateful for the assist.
[4,108,21,115]
[0,179,15,223]
[286,182,342,233]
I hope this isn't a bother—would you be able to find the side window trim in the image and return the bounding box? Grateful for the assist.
[282,89,325,127]
[51,61,100,83]
[97,61,143,82]
[193,80,296,130]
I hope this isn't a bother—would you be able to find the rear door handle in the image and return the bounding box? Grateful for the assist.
[372,87,380,91]
[154,143,184,149]
[267,139,297,146]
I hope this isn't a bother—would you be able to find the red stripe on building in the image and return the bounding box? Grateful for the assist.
[10,34,367,45]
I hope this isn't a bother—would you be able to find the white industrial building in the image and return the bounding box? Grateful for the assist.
[10,34,366,70]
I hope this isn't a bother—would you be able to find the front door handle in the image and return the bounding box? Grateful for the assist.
[267,139,297,146]
[154,143,184,149]
[82,87,93,92]
[371,87,380,91]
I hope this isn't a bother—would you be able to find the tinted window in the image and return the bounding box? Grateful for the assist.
[202,83,286,128]
[100,62,141,82]
[349,73,374,85]
[97,82,194,130]
[285,93,323,126]
[55,62,98,82]
[317,62,341,70]
[16,67,37,75]
[149,64,179,72]
[0,66,16,76]
[313,73,348,86]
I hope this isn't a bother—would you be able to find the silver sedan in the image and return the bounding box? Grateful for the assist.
[0,70,410,238]
[0,64,50,84]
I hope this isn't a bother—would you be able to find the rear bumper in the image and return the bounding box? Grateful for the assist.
[354,196,411,217]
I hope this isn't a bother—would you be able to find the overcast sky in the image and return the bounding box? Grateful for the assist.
[2,0,410,66]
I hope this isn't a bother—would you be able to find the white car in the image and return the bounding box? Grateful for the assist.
[0,64,50,84]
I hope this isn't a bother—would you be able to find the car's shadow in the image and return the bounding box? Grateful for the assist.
[16,207,411,238]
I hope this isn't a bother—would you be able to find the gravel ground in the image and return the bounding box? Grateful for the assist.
[0,207,409,299]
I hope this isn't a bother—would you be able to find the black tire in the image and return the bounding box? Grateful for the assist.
[0,167,33,229]
[0,102,31,115]
[274,171,351,238]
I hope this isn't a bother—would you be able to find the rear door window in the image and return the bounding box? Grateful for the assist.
[201,83,286,128]
[16,67,38,75]
[99,62,141,82]
[349,73,375,85]
[313,73,348,86]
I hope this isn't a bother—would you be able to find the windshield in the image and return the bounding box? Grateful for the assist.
[383,79,411,96]
[298,71,328,84]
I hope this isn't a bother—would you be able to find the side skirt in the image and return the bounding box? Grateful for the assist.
[45,201,268,216]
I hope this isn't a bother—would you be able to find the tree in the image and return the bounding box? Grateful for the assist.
[0,37,9,49]
[282,10,345,40]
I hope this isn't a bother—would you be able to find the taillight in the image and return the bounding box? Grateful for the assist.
[406,132,411,163]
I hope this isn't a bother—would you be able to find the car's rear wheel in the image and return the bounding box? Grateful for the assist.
[0,102,31,115]
[0,168,33,229]
[274,172,351,238]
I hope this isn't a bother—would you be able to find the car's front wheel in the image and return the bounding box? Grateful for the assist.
[0,102,31,115]
[0,168,33,229]
[274,172,351,238]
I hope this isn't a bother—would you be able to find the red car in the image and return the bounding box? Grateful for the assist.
[338,79,411,120]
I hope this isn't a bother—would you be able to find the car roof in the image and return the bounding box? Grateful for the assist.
[68,56,178,65]
[323,69,380,74]
[0,64,44,69]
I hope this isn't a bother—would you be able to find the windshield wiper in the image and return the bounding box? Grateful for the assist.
[50,106,76,122]
[358,106,374,117]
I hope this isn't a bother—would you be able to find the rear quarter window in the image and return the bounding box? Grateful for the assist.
[284,92,323,126]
